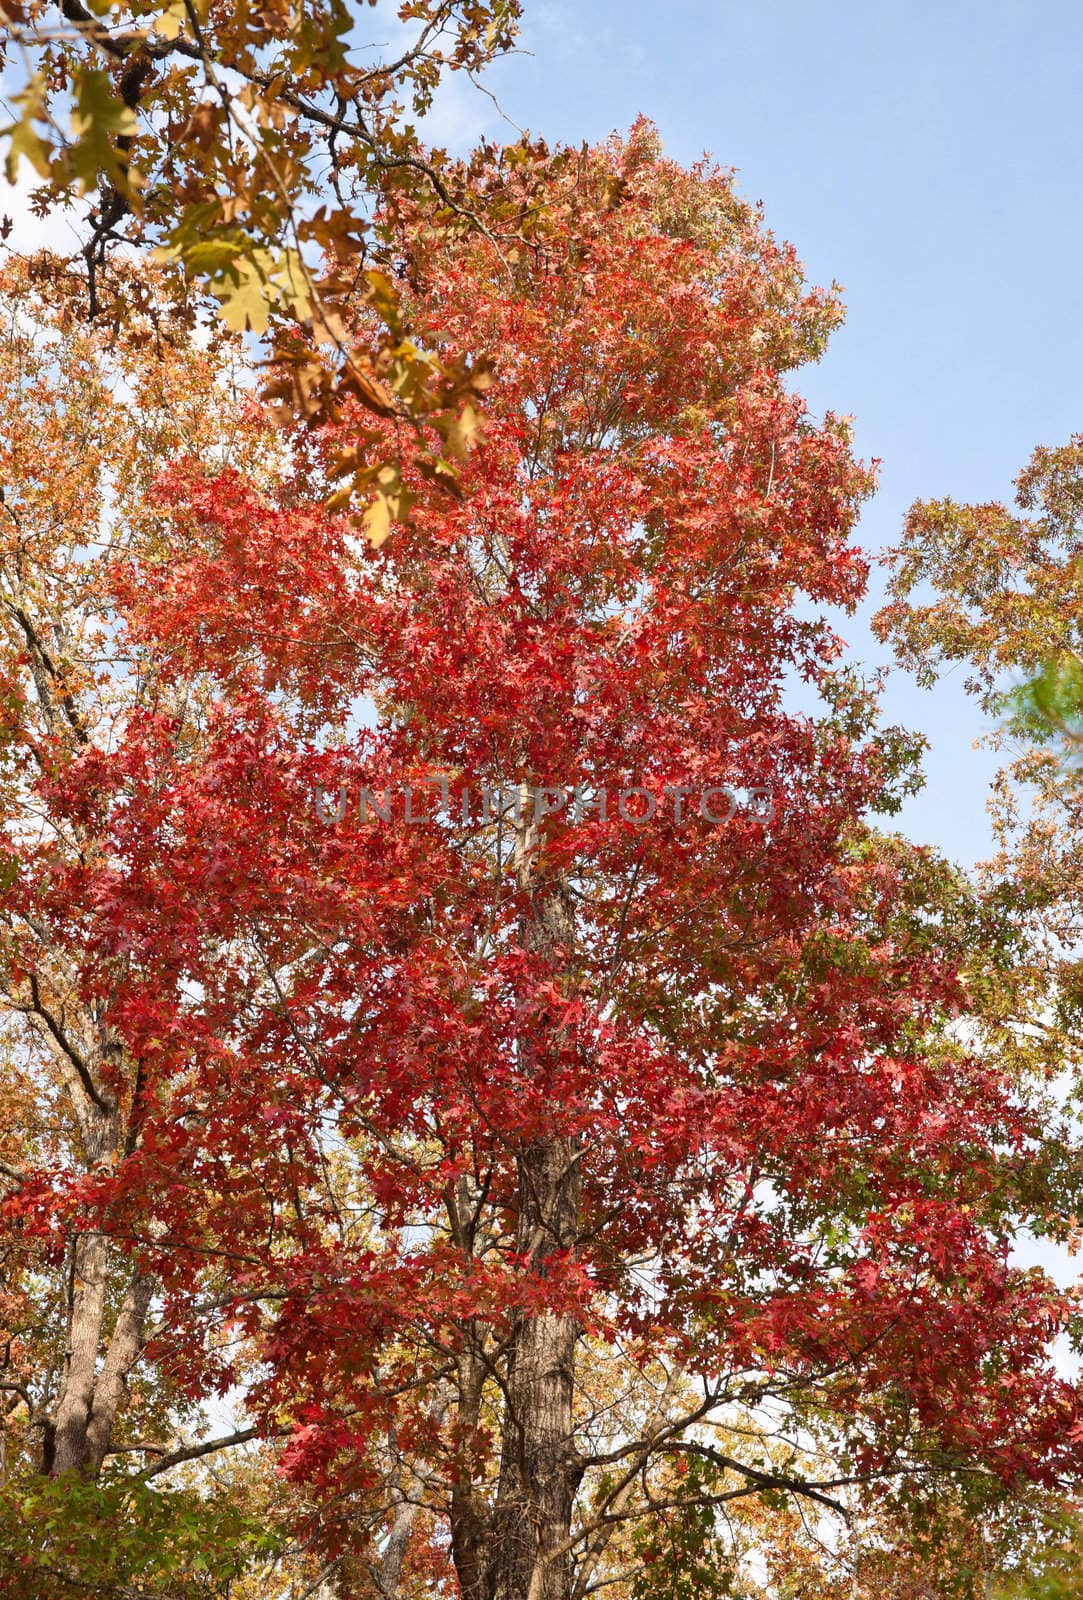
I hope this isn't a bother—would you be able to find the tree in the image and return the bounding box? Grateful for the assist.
[874,436,1083,1099]
[0,253,307,1597]
[17,125,1071,1599]
[993,1506,1083,1600]
[871,432,1083,1600]
[0,0,533,534]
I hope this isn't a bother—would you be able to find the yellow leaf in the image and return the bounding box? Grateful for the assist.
[215,259,273,334]
[154,0,190,39]
[174,238,247,272]
[360,468,416,549]
[443,401,483,461]
[364,269,402,333]
[3,116,51,185]
[70,71,137,144]
[69,68,138,194]
[270,247,312,322]
[362,493,392,549]
[207,246,312,334]
[2,78,52,185]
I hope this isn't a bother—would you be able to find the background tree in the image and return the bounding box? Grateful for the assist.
[874,436,1083,1125]
[872,428,1083,1600]
[43,126,1076,1599]
[0,253,314,1598]
[992,1506,1083,1600]
[0,0,532,535]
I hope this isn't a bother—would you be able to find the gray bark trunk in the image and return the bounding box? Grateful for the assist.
[84,1268,155,1473]
[490,1138,582,1600]
[52,1229,111,1474]
[487,849,582,1600]
[373,1391,452,1598]
[49,1102,151,1476]
[451,1345,491,1600]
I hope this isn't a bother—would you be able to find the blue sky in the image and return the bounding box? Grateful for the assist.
[420,0,1083,871]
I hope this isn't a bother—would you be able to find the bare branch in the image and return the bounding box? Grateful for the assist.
[140,1425,272,1480]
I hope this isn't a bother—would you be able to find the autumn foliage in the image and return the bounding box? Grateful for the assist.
[0,128,1080,1599]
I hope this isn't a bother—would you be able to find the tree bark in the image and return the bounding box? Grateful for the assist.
[49,1099,152,1477]
[374,1390,452,1598]
[451,1344,492,1600]
[52,1228,111,1475]
[52,1235,153,1477]
[52,1100,117,1477]
[487,846,582,1600]
[84,1268,154,1473]
[490,1138,582,1600]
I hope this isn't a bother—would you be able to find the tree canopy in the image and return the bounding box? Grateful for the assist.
[0,126,1079,1598]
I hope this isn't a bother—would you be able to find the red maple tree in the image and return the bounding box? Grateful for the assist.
[3,128,1079,1598]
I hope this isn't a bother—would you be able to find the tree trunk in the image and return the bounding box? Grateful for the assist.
[49,1102,151,1477]
[51,1236,153,1476]
[488,839,582,1600]
[451,1345,491,1600]
[52,1229,111,1474]
[490,1138,582,1600]
[374,1390,452,1598]
[445,800,584,1600]
[84,1268,155,1473]
[52,1101,116,1477]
